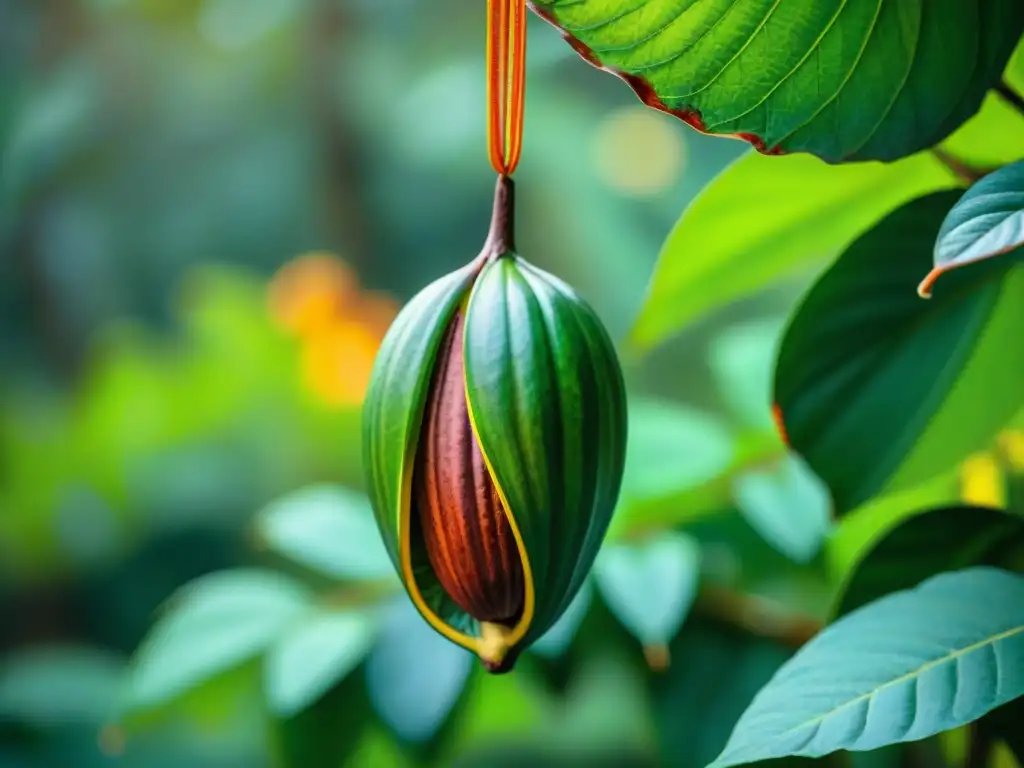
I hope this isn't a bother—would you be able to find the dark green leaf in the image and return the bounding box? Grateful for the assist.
[921,161,1024,296]
[709,567,1024,767]
[264,609,377,717]
[365,598,472,743]
[271,662,373,768]
[594,532,701,649]
[774,191,1024,514]
[255,484,395,582]
[531,0,1024,162]
[834,505,1024,618]
[126,569,311,712]
[732,455,832,564]
[629,152,956,351]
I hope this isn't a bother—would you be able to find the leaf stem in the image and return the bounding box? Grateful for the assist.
[995,79,1024,118]
[695,584,822,648]
[928,147,987,186]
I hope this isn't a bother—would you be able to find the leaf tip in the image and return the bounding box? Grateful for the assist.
[643,643,670,672]
[916,268,942,299]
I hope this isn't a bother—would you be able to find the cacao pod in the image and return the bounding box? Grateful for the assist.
[363,176,627,672]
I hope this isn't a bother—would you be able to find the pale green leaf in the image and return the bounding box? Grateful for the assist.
[595,532,701,647]
[630,151,957,350]
[265,610,377,717]
[127,569,311,711]
[709,567,1024,768]
[255,484,394,581]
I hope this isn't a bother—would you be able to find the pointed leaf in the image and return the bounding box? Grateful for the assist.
[732,455,832,564]
[265,609,377,716]
[709,567,1024,768]
[629,151,957,350]
[126,569,311,711]
[595,532,701,648]
[531,0,1024,162]
[920,161,1024,295]
[255,484,395,581]
[774,191,1024,514]
[365,598,472,743]
[834,505,1024,618]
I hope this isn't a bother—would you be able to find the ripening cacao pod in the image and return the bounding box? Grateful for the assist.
[362,176,628,673]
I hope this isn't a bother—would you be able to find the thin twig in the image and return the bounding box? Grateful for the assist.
[694,583,822,648]
[995,79,1024,117]
[929,147,988,186]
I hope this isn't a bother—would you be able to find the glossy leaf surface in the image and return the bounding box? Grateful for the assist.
[835,505,1024,617]
[710,567,1024,767]
[774,192,1024,514]
[921,161,1024,295]
[531,0,1024,162]
[630,151,957,351]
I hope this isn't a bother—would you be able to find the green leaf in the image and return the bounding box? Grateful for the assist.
[654,620,795,768]
[272,665,374,768]
[732,455,832,564]
[365,598,472,743]
[629,151,957,351]
[0,647,124,726]
[594,532,701,649]
[709,567,1024,768]
[532,0,1024,162]
[774,191,1024,514]
[920,161,1024,296]
[834,505,1024,618]
[255,484,395,582]
[709,317,788,431]
[264,609,377,717]
[531,580,593,659]
[126,569,311,712]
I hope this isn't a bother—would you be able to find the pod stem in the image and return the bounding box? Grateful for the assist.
[482,173,516,261]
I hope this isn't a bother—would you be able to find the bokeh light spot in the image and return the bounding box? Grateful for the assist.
[592,105,686,197]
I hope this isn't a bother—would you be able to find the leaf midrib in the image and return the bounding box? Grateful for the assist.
[739,622,1024,755]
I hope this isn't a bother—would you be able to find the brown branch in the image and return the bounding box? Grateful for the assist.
[995,79,1024,117]
[694,583,823,649]
[929,147,989,186]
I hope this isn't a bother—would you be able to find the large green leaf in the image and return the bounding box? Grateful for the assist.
[774,191,1024,515]
[709,567,1024,768]
[834,505,1024,617]
[125,569,311,712]
[920,161,1024,296]
[629,151,957,351]
[531,0,1024,163]
[254,484,395,582]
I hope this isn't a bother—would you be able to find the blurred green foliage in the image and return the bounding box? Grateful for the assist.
[1,2,1023,768]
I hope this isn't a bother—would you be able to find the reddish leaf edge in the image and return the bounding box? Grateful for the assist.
[528,2,786,157]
